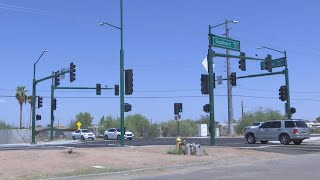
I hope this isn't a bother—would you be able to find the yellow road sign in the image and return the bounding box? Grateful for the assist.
[77,121,82,130]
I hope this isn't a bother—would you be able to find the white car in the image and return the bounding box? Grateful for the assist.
[104,128,134,140]
[72,129,95,140]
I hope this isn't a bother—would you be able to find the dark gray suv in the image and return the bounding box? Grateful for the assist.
[244,120,310,145]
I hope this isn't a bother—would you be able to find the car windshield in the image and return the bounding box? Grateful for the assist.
[82,130,90,133]
[116,128,121,132]
[252,122,261,126]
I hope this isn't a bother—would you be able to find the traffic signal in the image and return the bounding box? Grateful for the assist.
[124,103,132,112]
[201,74,209,94]
[290,107,296,114]
[70,62,76,82]
[279,85,287,101]
[203,104,210,113]
[239,52,246,71]
[174,103,183,115]
[114,84,119,96]
[265,54,272,72]
[54,71,60,87]
[96,83,101,95]
[52,98,57,110]
[230,72,237,86]
[125,69,133,95]
[36,115,41,120]
[37,96,43,108]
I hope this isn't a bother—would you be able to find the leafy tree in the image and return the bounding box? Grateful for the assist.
[69,112,94,129]
[15,86,28,129]
[147,123,160,138]
[179,119,197,137]
[196,115,209,125]
[126,114,150,138]
[316,117,320,122]
[236,107,285,134]
[98,115,119,134]
[160,119,197,137]
[97,114,160,138]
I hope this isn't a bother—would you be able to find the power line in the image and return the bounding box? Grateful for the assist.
[3,86,320,95]
[2,94,320,102]
[0,3,53,16]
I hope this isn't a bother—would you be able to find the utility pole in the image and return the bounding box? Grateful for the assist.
[225,19,234,135]
[284,51,291,119]
[241,100,244,121]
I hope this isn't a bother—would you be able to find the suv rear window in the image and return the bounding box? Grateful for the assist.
[295,121,308,128]
[285,121,295,128]
[285,121,308,128]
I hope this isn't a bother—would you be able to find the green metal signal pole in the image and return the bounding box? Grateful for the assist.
[50,72,54,141]
[100,0,125,146]
[32,50,48,144]
[258,46,290,119]
[120,0,125,147]
[208,26,216,145]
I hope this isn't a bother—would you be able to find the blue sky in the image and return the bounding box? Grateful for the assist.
[1,0,320,127]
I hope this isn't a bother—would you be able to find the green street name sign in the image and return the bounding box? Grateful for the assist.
[260,57,286,70]
[211,35,240,52]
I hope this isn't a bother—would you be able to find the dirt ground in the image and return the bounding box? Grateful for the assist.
[0,145,286,180]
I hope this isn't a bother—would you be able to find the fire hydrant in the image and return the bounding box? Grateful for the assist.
[176,137,182,150]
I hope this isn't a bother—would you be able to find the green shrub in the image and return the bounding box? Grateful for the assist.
[167,148,185,155]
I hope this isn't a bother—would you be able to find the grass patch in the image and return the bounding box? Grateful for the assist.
[167,148,185,155]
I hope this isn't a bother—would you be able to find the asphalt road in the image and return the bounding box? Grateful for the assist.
[1,136,320,155]
[133,153,320,180]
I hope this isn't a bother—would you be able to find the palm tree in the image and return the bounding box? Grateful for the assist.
[15,86,28,129]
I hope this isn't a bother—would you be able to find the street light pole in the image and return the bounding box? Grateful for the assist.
[32,49,48,144]
[257,46,291,119]
[100,0,125,146]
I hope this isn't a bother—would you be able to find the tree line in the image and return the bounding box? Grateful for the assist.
[11,85,316,136]
[68,108,287,138]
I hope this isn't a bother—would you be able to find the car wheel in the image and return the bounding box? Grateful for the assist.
[260,141,268,144]
[81,136,85,140]
[104,135,108,140]
[246,133,256,144]
[280,134,290,145]
[293,140,302,145]
[72,136,76,140]
[117,135,120,140]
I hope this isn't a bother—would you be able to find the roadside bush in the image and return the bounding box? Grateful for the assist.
[310,128,320,134]
[167,148,185,155]
[0,120,12,129]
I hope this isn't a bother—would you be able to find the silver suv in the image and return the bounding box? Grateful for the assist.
[244,120,310,145]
